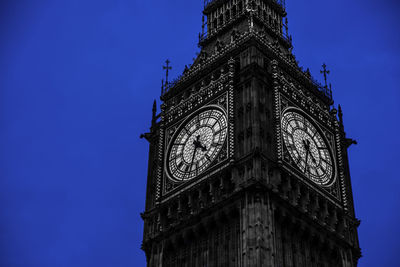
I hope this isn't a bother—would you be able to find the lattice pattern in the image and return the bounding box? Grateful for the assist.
[166,107,228,182]
[334,119,348,211]
[272,59,283,163]
[281,110,335,186]
[155,124,165,203]
[228,58,235,159]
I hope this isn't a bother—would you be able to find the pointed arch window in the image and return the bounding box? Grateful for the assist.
[238,1,243,14]
[219,14,224,26]
[225,9,230,22]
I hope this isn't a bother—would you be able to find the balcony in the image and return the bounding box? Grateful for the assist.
[205,0,286,10]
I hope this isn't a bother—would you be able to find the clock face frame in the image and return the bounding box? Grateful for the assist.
[281,109,336,186]
[165,106,228,182]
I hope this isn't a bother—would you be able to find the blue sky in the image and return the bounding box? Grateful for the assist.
[1,0,399,266]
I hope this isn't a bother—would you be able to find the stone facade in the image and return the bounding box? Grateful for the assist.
[141,1,361,266]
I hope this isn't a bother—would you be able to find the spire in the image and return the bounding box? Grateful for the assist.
[338,104,343,126]
[202,15,205,36]
[284,18,289,37]
[152,100,157,127]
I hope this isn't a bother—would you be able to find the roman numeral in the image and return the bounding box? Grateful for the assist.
[316,167,326,176]
[205,116,211,126]
[212,114,223,128]
[171,153,183,161]
[174,143,186,146]
[312,131,317,138]
[321,158,332,166]
[283,129,293,136]
[211,142,221,147]
[214,127,226,136]
[195,115,200,127]
[287,144,296,151]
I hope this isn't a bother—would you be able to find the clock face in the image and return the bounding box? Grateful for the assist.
[166,107,228,182]
[281,110,335,186]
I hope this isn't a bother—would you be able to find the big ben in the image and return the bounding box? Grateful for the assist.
[141,0,361,266]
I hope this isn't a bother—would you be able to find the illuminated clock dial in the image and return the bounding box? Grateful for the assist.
[281,110,335,186]
[166,107,228,182]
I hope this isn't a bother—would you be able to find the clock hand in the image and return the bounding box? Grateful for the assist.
[302,140,308,151]
[199,143,207,152]
[186,147,197,181]
[190,136,201,170]
[309,151,317,164]
[190,148,197,166]
[303,139,317,165]
[303,140,319,176]
[193,135,201,148]
[304,149,310,174]
[193,135,207,152]
[303,139,311,150]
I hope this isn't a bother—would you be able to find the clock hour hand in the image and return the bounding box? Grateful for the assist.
[193,135,201,148]
[193,135,207,152]
[198,143,207,152]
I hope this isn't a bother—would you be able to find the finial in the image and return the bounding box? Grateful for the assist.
[338,104,343,126]
[202,15,205,36]
[284,18,289,37]
[183,65,189,74]
[305,68,311,77]
[320,63,330,88]
[163,59,172,85]
[152,100,157,126]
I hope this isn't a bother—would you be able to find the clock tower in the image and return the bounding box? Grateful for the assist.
[141,0,361,266]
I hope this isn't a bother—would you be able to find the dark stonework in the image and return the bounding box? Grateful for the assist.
[141,1,361,266]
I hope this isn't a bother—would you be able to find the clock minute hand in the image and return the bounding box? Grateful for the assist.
[304,149,310,174]
[303,139,311,173]
[303,139,317,164]
[191,137,200,165]
[190,147,197,166]
[309,150,317,164]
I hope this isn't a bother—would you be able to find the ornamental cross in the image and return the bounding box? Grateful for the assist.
[320,63,330,88]
[163,59,172,85]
